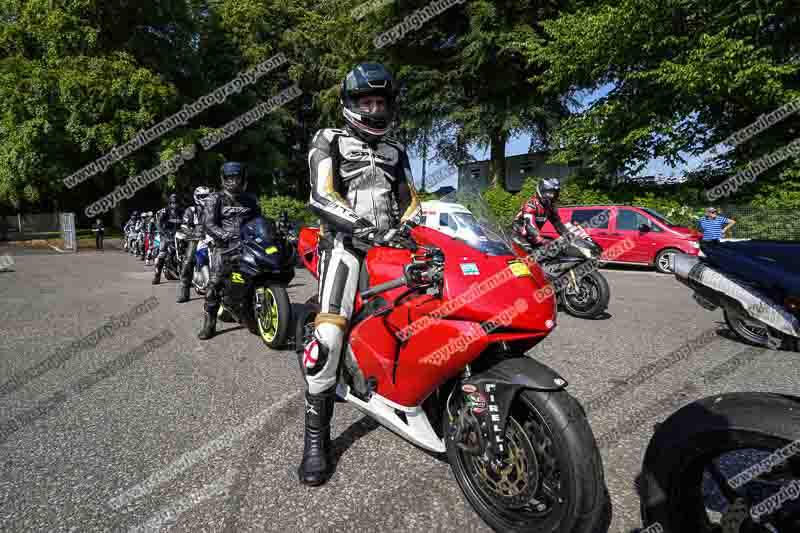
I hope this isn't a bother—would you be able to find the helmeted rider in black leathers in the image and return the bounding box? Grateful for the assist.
[198,162,261,340]
[177,186,212,303]
[152,194,183,284]
[298,63,420,487]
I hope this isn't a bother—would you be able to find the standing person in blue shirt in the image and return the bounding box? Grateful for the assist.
[698,207,736,242]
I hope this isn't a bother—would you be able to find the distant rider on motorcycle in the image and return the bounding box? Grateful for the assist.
[123,211,138,251]
[137,212,149,260]
[152,194,183,284]
[198,162,261,340]
[298,63,420,487]
[177,186,212,303]
[512,178,570,251]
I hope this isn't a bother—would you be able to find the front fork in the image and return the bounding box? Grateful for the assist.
[566,268,580,295]
[446,358,568,465]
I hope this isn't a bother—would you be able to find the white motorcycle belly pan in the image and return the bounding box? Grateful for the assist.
[336,384,446,453]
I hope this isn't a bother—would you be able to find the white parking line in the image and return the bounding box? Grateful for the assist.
[108,390,302,511]
[127,468,238,532]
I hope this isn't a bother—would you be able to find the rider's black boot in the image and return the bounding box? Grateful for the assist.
[298,387,335,486]
[198,309,216,340]
[176,284,190,303]
[152,258,162,285]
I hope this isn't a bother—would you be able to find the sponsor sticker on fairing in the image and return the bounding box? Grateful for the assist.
[460,263,480,276]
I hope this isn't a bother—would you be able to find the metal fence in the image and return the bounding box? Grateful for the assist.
[0,213,62,240]
[710,205,800,241]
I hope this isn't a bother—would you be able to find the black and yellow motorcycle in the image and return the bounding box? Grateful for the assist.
[216,216,294,349]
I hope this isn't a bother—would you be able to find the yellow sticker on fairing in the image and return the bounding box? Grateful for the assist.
[508,261,531,277]
[264,246,278,254]
[231,272,245,283]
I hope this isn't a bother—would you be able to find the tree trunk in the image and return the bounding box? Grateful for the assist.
[489,130,508,189]
[421,137,427,192]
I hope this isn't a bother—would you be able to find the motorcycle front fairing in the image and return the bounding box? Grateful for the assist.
[239,216,296,284]
[349,225,557,407]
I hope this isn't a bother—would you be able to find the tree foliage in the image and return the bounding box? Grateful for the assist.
[1,0,798,229]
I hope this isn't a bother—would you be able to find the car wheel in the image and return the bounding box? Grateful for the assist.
[655,248,680,274]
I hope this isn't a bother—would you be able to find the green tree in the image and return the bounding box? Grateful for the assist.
[525,0,800,200]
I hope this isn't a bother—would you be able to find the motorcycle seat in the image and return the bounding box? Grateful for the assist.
[701,241,800,295]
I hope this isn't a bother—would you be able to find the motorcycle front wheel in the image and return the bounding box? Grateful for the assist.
[253,285,291,349]
[639,392,800,533]
[561,271,610,319]
[445,388,611,532]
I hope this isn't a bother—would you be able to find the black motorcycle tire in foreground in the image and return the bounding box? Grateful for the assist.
[446,388,612,532]
[639,392,800,533]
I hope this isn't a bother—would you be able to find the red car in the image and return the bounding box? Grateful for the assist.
[538,205,702,273]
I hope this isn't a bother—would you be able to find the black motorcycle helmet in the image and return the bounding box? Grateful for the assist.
[536,178,561,210]
[340,63,399,144]
[220,162,247,197]
[131,210,139,219]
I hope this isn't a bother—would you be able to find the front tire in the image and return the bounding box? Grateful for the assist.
[254,285,291,349]
[561,271,610,319]
[639,392,800,533]
[445,389,611,532]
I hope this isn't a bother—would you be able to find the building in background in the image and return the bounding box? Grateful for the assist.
[457,152,583,192]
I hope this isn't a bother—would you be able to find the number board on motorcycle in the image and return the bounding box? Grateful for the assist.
[507,260,531,277]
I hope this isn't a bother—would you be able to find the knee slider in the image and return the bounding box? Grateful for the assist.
[303,314,347,375]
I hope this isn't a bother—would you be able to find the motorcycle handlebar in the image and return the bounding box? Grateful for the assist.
[359,276,407,300]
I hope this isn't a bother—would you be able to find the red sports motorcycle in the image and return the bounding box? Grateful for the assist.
[296,192,610,532]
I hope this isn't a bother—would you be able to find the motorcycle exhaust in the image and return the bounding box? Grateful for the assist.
[672,253,800,338]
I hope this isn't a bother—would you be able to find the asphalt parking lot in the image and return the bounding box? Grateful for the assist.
[0,247,798,532]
